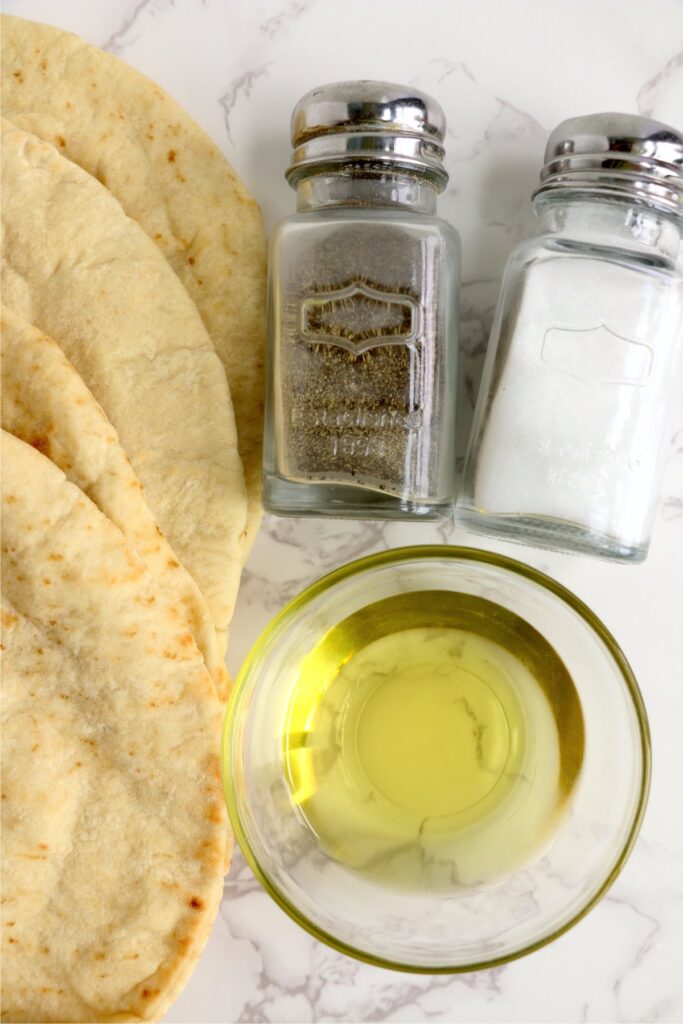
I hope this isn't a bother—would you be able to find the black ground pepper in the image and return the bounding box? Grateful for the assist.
[280,221,441,498]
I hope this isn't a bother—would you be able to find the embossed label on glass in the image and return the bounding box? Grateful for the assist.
[541,323,653,386]
[299,279,421,353]
[284,277,431,493]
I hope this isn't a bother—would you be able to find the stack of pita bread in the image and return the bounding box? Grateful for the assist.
[1,14,266,1022]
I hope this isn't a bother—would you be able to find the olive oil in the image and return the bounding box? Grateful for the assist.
[283,591,584,891]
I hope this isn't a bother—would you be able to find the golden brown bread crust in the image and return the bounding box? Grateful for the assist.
[1,118,247,654]
[1,13,267,557]
[1,431,228,1022]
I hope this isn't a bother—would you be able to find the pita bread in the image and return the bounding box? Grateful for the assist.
[0,304,229,699]
[1,14,267,551]
[1,118,246,656]
[1,430,228,1022]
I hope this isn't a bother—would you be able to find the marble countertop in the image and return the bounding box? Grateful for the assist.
[5,1,682,1020]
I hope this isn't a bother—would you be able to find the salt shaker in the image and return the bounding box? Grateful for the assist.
[456,113,683,562]
[263,81,460,519]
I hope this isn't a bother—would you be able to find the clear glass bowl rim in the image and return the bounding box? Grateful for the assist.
[222,544,651,974]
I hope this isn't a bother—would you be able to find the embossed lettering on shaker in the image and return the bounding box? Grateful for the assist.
[295,278,426,441]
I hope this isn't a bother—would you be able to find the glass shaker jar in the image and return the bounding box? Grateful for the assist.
[456,113,683,562]
[263,81,460,519]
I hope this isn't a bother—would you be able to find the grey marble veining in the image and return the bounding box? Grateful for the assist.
[4,1,682,1020]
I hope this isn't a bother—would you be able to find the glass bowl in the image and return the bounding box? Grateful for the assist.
[223,546,650,972]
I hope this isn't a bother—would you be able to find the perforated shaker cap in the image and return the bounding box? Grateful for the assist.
[533,112,683,218]
[286,80,448,190]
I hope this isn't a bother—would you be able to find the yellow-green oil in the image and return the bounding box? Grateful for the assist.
[283,591,585,891]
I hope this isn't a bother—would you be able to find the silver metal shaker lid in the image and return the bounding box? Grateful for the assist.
[286,80,448,190]
[533,112,683,218]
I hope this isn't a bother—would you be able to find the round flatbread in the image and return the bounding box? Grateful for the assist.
[1,119,246,656]
[1,13,267,551]
[1,430,228,1023]
[0,304,228,699]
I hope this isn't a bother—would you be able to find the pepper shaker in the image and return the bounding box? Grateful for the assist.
[263,81,460,519]
[456,113,683,562]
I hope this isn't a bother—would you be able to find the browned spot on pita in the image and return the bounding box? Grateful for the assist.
[28,434,51,457]
[167,149,176,162]
[206,755,222,783]
[206,804,223,824]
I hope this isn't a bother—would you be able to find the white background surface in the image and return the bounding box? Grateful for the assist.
[4,1,683,1020]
